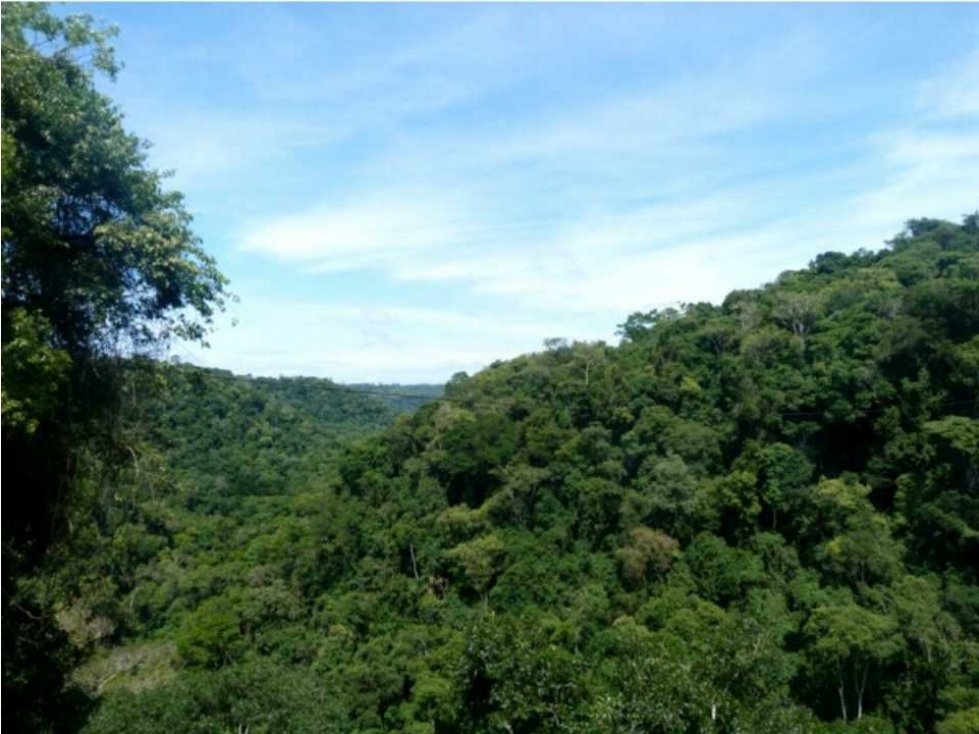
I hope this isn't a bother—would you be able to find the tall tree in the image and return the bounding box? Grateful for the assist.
[2,5,227,731]
[804,604,901,723]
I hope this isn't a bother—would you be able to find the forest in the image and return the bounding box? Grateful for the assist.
[3,5,978,734]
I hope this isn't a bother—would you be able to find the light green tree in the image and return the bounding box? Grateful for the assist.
[804,604,901,723]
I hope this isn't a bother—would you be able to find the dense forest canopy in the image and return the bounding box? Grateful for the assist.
[3,4,978,734]
[29,215,979,734]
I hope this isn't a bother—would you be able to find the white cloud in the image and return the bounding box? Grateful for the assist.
[846,129,979,234]
[233,24,979,328]
[168,13,979,381]
[139,112,347,188]
[228,29,821,306]
[239,193,467,266]
[232,113,977,324]
[177,300,595,383]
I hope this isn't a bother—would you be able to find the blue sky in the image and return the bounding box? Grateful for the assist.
[69,3,978,383]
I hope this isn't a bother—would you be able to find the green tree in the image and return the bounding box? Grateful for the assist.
[2,5,227,730]
[615,527,679,588]
[805,604,901,723]
[176,597,241,669]
[936,707,979,734]
[2,0,227,559]
[445,534,506,604]
[887,576,963,732]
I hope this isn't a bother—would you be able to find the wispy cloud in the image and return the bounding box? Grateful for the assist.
[916,48,979,120]
[142,112,348,188]
[178,300,593,383]
[234,18,978,330]
[104,3,977,380]
[846,129,979,235]
[239,192,468,268]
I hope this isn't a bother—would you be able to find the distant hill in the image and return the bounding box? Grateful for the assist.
[343,382,444,414]
[131,364,441,501]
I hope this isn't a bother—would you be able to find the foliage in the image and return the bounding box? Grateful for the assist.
[55,214,979,734]
[5,8,979,733]
[2,5,225,730]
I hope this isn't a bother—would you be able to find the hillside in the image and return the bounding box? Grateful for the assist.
[55,216,979,734]
[30,364,445,698]
[345,383,447,414]
[133,364,441,499]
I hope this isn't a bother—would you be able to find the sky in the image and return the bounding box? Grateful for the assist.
[67,3,979,384]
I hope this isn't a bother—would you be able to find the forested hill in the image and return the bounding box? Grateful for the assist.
[122,363,442,498]
[63,216,979,734]
[345,383,447,414]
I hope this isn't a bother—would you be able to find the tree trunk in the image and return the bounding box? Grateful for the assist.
[409,544,420,580]
[838,671,848,724]
[855,663,868,720]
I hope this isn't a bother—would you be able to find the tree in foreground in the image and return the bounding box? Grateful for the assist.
[1,4,227,731]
